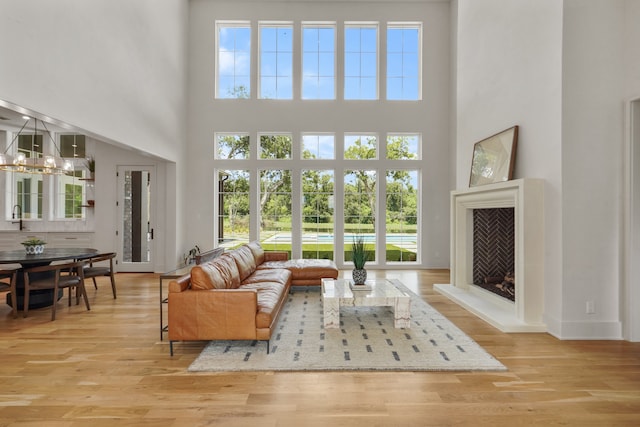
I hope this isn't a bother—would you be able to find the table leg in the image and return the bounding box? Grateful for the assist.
[393,296,411,328]
[323,296,340,328]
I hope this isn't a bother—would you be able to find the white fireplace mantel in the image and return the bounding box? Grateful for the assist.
[435,178,546,332]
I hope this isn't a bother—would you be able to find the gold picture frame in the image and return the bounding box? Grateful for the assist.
[469,126,518,187]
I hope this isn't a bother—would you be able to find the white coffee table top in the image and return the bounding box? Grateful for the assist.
[321,278,408,300]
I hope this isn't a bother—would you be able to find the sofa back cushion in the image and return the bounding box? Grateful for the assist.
[247,241,265,265]
[214,254,242,289]
[190,263,224,290]
[229,245,257,281]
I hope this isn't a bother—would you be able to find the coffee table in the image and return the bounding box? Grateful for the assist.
[321,278,411,329]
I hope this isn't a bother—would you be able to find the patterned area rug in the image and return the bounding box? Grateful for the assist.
[188,280,506,372]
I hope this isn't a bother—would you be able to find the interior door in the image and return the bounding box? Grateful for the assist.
[117,165,155,272]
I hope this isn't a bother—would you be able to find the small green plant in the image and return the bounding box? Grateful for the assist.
[351,234,369,269]
[22,238,47,246]
[184,245,201,265]
[85,155,96,173]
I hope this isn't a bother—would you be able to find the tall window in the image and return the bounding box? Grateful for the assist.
[260,169,292,252]
[302,134,335,159]
[217,22,251,99]
[302,169,335,259]
[218,170,251,249]
[344,169,377,264]
[302,23,335,99]
[386,170,418,262]
[260,23,293,99]
[344,23,378,100]
[387,23,421,100]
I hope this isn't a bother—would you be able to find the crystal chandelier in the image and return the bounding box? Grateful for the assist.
[0,116,74,175]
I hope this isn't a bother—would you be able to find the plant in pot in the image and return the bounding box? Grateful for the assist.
[85,155,96,179]
[351,233,370,285]
[22,238,47,255]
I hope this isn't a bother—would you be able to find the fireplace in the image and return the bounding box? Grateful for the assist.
[473,208,515,302]
[434,178,546,332]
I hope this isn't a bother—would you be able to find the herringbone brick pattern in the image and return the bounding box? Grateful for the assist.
[473,208,515,285]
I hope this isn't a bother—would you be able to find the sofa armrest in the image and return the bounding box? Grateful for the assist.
[264,251,289,261]
[168,289,259,341]
[168,274,191,293]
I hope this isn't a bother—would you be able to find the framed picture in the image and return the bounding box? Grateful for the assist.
[469,126,518,187]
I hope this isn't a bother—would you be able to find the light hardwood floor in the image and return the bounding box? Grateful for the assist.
[1,270,639,426]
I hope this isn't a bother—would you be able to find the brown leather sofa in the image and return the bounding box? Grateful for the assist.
[168,241,338,355]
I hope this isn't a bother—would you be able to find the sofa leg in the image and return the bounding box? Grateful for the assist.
[266,340,270,354]
[170,341,174,356]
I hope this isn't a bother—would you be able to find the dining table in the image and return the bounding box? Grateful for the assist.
[0,247,98,310]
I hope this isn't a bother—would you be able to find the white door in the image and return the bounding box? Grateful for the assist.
[117,165,155,272]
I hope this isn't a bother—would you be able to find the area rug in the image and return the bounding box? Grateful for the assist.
[188,280,506,372]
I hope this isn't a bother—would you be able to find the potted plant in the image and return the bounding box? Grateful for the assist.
[351,233,369,285]
[85,155,96,179]
[22,238,47,255]
[183,245,201,265]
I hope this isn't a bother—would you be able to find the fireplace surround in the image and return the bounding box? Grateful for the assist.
[435,178,546,332]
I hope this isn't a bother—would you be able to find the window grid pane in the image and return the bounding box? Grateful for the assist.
[344,134,377,160]
[344,24,378,100]
[260,134,292,159]
[344,169,376,263]
[302,134,335,159]
[218,170,251,249]
[302,25,336,99]
[260,24,293,99]
[260,169,292,253]
[216,133,250,159]
[386,134,420,160]
[387,25,421,100]
[302,169,334,259]
[386,170,418,262]
[217,23,251,99]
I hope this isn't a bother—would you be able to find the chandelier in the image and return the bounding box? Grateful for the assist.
[0,116,74,175]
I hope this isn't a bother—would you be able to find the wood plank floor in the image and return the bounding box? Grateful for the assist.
[1,270,639,426]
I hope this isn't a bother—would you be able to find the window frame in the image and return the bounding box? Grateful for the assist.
[301,21,337,100]
[216,20,252,99]
[386,22,423,101]
[344,21,379,100]
[258,21,294,100]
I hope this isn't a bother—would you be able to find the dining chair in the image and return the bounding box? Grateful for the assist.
[23,260,89,321]
[83,252,117,299]
[0,268,19,318]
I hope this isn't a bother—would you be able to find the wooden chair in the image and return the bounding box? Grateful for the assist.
[83,252,117,298]
[0,268,19,318]
[23,260,89,321]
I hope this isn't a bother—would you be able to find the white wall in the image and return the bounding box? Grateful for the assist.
[560,0,626,338]
[0,0,189,271]
[187,0,452,266]
[455,0,564,332]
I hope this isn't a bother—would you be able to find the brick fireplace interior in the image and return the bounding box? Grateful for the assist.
[473,208,515,302]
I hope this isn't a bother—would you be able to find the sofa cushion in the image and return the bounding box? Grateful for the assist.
[239,281,287,329]
[230,245,257,281]
[242,268,292,287]
[190,262,226,290]
[213,254,242,289]
[257,258,338,281]
[247,241,265,265]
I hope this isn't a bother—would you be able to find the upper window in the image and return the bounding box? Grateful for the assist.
[387,23,421,100]
[216,133,250,159]
[260,134,292,159]
[302,134,335,159]
[59,134,86,159]
[344,23,378,100]
[259,23,293,99]
[386,134,420,160]
[302,23,336,100]
[217,22,251,99]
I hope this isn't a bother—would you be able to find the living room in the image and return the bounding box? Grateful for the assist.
[0,0,639,424]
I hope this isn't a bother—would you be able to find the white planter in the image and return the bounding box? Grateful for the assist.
[24,244,45,255]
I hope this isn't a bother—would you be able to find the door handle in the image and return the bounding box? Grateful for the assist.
[150,228,154,240]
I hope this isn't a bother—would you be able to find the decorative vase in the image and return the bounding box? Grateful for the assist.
[24,244,44,255]
[352,268,367,285]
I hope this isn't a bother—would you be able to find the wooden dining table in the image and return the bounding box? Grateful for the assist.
[0,247,98,310]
